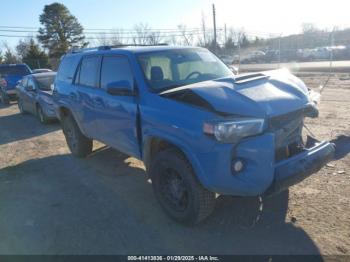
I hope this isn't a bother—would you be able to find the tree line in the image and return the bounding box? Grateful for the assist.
[0,2,264,69]
[0,2,348,68]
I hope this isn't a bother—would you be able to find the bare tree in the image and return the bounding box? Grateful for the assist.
[166,35,178,46]
[110,29,124,45]
[177,24,193,46]
[198,12,208,46]
[133,23,151,45]
[96,32,110,46]
[302,23,318,34]
[148,31,162,45]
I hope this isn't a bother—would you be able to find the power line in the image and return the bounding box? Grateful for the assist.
[0,32,205,40]
[0,28,207,35]
[0,25,208,33]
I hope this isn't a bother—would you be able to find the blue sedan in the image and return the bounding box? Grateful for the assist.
[17,72,57,124]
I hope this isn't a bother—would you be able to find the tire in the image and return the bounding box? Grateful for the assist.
[0,90,9,105]
[37,105,49,124]
[18,99,26,114]
[150,148,216,225]
[61,113,92,158]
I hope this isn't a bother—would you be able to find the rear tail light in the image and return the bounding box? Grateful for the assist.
[0,78,7,87]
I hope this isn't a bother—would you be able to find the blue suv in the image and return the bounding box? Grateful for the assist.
[53,45,335,224]
[0,64,32,104]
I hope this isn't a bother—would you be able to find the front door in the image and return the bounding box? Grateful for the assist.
[96,55,139,157]
[74,54,139,157]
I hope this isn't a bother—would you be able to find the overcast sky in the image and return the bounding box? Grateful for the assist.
[1,0,350,47]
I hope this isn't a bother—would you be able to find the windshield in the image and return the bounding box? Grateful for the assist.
[34,74,56,91]
[0,65,30,77]
[137,48,233,91]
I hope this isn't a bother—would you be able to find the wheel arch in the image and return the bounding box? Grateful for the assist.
[142,134,209,188]
[57,106,89,137]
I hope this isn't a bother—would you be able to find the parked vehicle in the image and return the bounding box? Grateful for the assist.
[17,72,57,124]
[0,64,32,104]
[53,45,335,225]
[241,51,266,64]
[219,55,234,65]
[32,68,53,74]
[263,50,279,63]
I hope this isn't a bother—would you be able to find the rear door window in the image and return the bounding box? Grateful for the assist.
[76,56,101,88]
[21,76,28,87]
[27,78,36,90]
[57,55,81,83]
[35,74,56,91]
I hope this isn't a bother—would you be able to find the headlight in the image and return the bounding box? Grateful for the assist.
[203,118,265,143]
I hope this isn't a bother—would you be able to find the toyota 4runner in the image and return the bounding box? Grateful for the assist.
[53,45,335,225]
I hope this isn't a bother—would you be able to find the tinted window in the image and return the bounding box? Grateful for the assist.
[137,49,233,91]
[57,55,81,83]
[21,77,28,87]
[34,73,56,91]
[0,65,30,77]
[100,56,133,90]
[27,78,36,89]
[77,56,101,88]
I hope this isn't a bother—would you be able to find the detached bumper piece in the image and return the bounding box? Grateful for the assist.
[266,141,335,196]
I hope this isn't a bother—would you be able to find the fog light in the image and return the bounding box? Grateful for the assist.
[232,159,244,173]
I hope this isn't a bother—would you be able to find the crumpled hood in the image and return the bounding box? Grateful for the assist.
[160,70,312,118]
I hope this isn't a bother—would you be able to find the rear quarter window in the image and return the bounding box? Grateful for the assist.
[56,55,81,83]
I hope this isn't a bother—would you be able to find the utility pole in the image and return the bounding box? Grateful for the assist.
[278,35,281,68]
[224,23,227,44]
[330,28,335,75]
[212,4,217,51]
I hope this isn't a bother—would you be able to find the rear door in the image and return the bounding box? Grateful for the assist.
[22,77,37,114]
[74,55,102,139]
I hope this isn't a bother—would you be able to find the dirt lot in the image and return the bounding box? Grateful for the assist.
[0,73,349,255]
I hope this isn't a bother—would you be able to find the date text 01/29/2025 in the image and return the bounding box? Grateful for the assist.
[127,256,220,261]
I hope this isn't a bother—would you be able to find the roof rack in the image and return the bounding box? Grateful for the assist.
[69,43,169,53]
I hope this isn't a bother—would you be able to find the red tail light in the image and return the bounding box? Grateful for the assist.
[0,78,7,87]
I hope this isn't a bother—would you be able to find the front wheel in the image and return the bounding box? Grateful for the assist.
[61,114,92,158]
[37,105,49,124]
[18,99,26,114]
[150,149,216,225]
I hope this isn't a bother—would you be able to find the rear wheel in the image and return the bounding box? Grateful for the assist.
[150,148,216,225]
[0,90,9,105]
[61,114,92,158]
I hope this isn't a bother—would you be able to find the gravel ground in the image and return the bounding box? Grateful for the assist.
[0,73,349,255]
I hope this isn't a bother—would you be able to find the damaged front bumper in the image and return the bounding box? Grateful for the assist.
[265,141,335,196]
[193,132,335,197]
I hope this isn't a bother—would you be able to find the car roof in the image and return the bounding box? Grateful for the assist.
[33,68,52,71]
[116,45,200,53]
[67,45,204,57]
[30,72,57,78]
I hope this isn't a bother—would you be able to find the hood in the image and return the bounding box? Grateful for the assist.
[160,70,312,118]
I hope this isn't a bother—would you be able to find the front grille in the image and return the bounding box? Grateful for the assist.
[268,109,305,161]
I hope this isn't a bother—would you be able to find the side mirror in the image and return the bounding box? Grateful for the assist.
[26,85,36,92]
[106,81,136,96]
